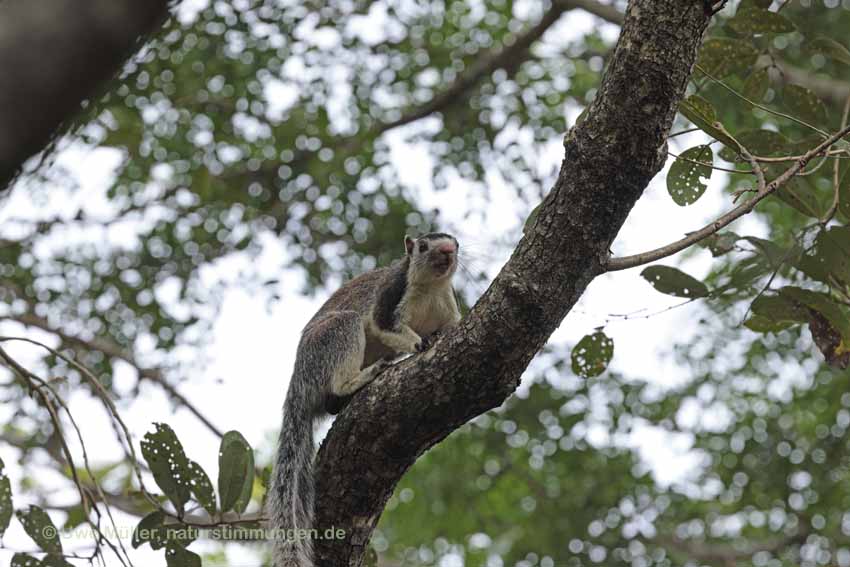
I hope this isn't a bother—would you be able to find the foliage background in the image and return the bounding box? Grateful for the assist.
[1,0,850,566]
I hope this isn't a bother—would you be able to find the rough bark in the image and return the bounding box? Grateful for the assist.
[0,0,170,190]
[311,1,714,564]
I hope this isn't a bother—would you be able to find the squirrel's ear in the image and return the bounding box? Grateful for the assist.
[404,235,415,255]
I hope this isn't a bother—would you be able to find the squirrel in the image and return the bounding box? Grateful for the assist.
[268,232,462,567]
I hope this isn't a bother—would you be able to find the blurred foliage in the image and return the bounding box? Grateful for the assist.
[1,0,850,566]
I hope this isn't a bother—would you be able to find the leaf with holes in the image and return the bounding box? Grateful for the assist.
[679,96,737,147]
[10,554,41,567]
[218,431,254,514]
[641,266,710,299]
[165,542,202,567]
[16,506,61,553]
[667,145,713,206]
[698,38,759,78]
[783,84,828,126]
[728,6,795,35]
[742,68,770,103]
[140,423,193,516]
[132,510,168,550]
[40,555,74,567]
[187,460,216,516]
[0,457,12,539]
[810,37,850,66]
[571,331,614,378]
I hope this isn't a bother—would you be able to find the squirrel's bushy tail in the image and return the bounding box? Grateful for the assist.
[269,382,316,567]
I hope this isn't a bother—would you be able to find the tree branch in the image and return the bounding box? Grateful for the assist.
[308,1,714,564]
[0,0,170,190]
[560,0,625,25]
[605,123,850,271]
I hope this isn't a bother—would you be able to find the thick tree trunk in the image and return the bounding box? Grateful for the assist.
[311,0,716,564]
[0,0,170,190]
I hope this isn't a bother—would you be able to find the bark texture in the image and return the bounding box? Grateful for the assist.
[0,0,170,189]
[311,1,714,564]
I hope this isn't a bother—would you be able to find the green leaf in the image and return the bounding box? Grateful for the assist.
[701,231,740,257]
[16,506,62,553]
[839,164,850,220]
[750,294,809,324]
[698,38,759,78]
[218,431,254,514]
[774,178,823,218]
[783,84,828,126]
[678,96,737,147]
[132,510,168,550]
[140,423,193,516]
[728,6,795,35]
[187,460,217,516]
[796,226,850,286]
[780,287,850,341]
[667,145,713,206]
[742,68,770,103]
[641,266,710,298]
[0,457,12,538]
[571,331,614,379]
[10,554,41,567]
[810,37,850,66]
[743,236,798,267]
[165,542,202,567]
[743,314,793,333]
[780,287,850,367]
[40,555,75,567]
[719,130,792,161]
[234,448,255,515]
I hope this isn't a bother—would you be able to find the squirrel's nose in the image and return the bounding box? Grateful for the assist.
[437,242,456,255]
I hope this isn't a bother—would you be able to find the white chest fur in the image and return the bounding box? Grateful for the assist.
[401,284,458,337]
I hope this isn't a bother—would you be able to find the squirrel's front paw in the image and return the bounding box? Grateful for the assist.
[415,330,442,352]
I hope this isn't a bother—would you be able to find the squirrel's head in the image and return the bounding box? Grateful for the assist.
[404,232,459,284]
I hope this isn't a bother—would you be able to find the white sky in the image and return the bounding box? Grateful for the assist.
[0,3,773,566]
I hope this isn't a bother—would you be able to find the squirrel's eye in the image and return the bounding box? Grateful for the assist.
[418,241,428,253]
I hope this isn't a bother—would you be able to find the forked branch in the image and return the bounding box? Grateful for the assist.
[606,123,850,272]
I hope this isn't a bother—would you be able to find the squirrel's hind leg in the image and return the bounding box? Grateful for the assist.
[321,311,389,397]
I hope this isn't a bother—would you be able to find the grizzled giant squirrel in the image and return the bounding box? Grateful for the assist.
[269,233,462,567]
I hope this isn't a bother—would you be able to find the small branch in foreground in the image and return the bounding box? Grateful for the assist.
[0,344,132,567]
[606,123,850,271]
[3,311,225,438]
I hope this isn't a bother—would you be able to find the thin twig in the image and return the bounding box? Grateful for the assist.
[821,93,850,224]
[0,335,159,509]
[4,311,225,438]
[695,64,830,138]
[0,345,132,567]
[668,150,752,174]
[606,123,850,271]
